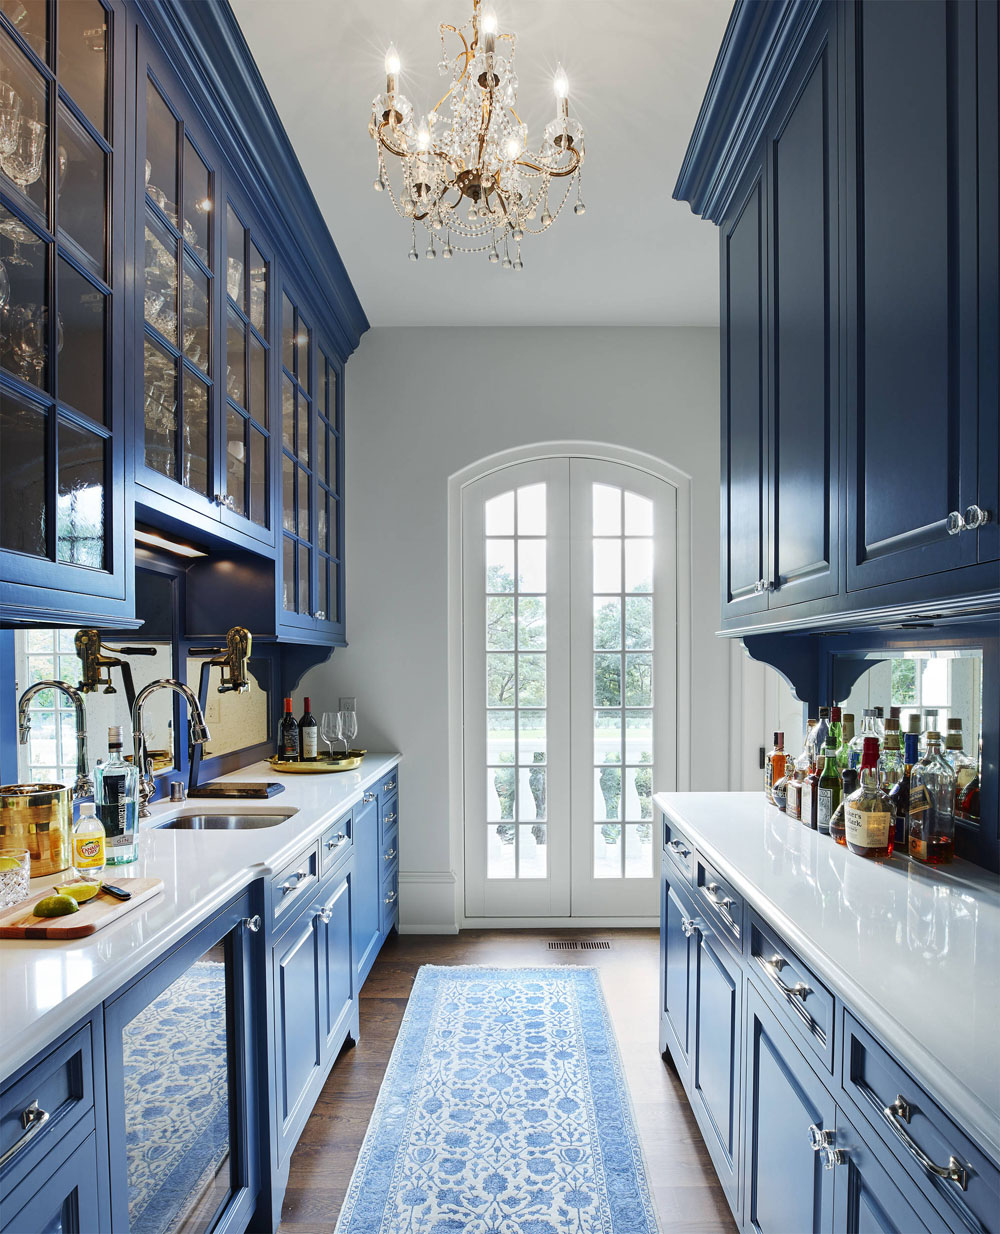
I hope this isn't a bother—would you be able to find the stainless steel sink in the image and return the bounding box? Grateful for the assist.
[156,811,296,830]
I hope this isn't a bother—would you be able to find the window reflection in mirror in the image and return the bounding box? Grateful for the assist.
[185,656,269,760]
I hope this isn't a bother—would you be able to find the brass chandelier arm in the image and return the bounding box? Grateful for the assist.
[431,24,472,116]
[515,145,582,179]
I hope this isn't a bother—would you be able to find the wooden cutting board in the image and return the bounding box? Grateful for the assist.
[0,878,164,939]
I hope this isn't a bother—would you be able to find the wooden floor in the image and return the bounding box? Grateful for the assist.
[277,929,737,1234]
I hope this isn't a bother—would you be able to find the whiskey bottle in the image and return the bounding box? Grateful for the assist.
[816,744,841,836]
[830,768,858,847]
[764,731,786,805]
[887,733,918,850]
[844,737,894,860]
[943,718,978,813]
[802,752,822,830]
[908,731,956,865]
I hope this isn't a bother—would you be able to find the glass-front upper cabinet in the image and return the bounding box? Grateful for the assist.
[0,0,131,623]
[135,34,272,549]
[278,282,344,641]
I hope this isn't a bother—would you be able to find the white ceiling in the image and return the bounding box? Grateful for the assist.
[230,0,731,328]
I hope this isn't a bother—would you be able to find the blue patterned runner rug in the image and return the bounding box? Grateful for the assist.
[335,965,660,1234]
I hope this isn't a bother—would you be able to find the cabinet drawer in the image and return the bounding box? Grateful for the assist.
[380,794,398,844]
[695,857,743,949]
[320,811,353,875]
[841,1011,1000,1234]
[0,1127,101,1234]
[749,912,834,1072]
[381,823,399,883]
[271,843,320,928]
[380,769,398,798]
[381,865,399,935]
[661,811,694,882]
[0,1023,94,1197]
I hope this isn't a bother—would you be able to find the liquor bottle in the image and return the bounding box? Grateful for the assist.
[872,706,886,741]
[844,736,894,860]
[920,709,940,756]
[299,697,319,761]
[849,709,880,769]
[888,733,919,850]
[817,744,841,836]
[905,712,922,740]
[878,717,904,789]
[943,719,978,801]
[908,732,956,865]
[956,774,980,825]
[802,751,823,830]
[772,768,789,812]
[764,731,786,805]
[837,713,855,773]
[810,708,831,762]
[786,726,813,822]
[72,802,105,884]
[830,768,858,847]
[95,726,139,866]
[828,706,843,756]
[278,697,300,760]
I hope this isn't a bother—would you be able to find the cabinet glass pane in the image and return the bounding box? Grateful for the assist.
[281,375,294,451]
[1,39,48,218]
[1,0,46,58]
[225,204,244,308]
[56,103,105,270]
[324,426,336,486]
[0,389,45,555]
[282,454,294,533]
[297,542,310,613]
[121,948,234,1234]
[317,559,328,623]
[57,257,105,422]
[282,535,294,610]
[319,353,329,415]
[57,417,103,567]
[182,138,210,265]
[226,407,245,516]
[282,293,293,372]
[317,493,328,554]
[328,562,338,623]
[145,77,177,225]
[182,257,209,373]
[297,463,309,539]
[249,424,266,527]
[248,241,266,333]
[182,370,209,496]
[144,215,177,343]
[296,393,309,463]
[143,340,176,480]
[298,317,311,391]
[57,0,108,137]
[0,205,47,387]
[226,306,245,406]
[249,333,265,424]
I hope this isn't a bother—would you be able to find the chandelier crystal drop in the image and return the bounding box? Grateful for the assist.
[369,0,586,269]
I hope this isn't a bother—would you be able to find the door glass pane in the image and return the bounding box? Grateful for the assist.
[594,821,622,879]
[296,464,309,539]
[624,491,653,535]
[296,394,309,464]
[519,824,546,877]
[226,204,244,307]
[249,333,266,424]
[57,103,106,268]
[144,216,177,343]
[0,390,46,555]
[625,596,653,649]
[183,138,211,265]
[57,418,103,567]
[182,370,209,496]
[0,206,47,388]
[1,0,46,58]
[282,376,294,451]
[317,492,328,556]
[282,536,294,610]
[143,341,176,480]
[625,824,653,878]
[282,455,294,533]
[282,293,293,372]
[486,596,514,650]
[57,258,105,422]
[226,408,245,516]
[145,77,177,225]
[1,41,48,218]
[297,317,311,391]
[182,257,209,373]
[593,483,621,535]
[249,425,266,527]
[226,307,245,406]
[625,538,653,593]
[57,0,108,136]
[328,561,338,623]
[316,556,328,622]
[297,542,310,613]
[121,946,233,1233]
[324,425,335,485]
[516,483,545,534]
[517,596,545,648]
[594,598,620,650]
[249,242,266,334]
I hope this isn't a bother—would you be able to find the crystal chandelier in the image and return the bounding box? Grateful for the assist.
[369,0,586,267]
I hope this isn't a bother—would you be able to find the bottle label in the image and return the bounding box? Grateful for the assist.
[817,788,833,832]
[845,806,891,849]
[786,781,801,820]
[801,790,814,826]
[302,728,318,760]
[908,786,931,818]
[74,836,105,868]
[772,780,787,810]
[764,763,773,797]
[99,772,135,847]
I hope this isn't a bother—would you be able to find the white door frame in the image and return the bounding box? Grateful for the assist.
[448,441,693,929]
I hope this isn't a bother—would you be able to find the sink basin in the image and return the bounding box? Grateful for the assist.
[156,812,296,830]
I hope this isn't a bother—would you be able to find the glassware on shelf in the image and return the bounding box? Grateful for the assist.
[849,709,880,769]
[908,731,956,866]
[764,731,785,805]
[0,81,22,157]
[844,737,894,860]
[2,114,45,189]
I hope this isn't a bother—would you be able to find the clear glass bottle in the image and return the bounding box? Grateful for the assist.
[943,718,978,801]
[908,731,956,865]
[849,709,879,769]
[802,749,824,830]
[837,713,855,774]
[920,709,940,757]
[809,708,831,763]
[786,725,814,822]
[828,706,843,758]
[872,706,886,741]
[878,716,904,789]
[844,736,894,860]
[830,768,858,847]
[95,726,139,866]
[816,744,841,836]
[72,802,105,884]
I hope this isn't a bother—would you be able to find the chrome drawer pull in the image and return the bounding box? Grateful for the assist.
[384,890,397,905]
[384,847,397,861]
[0,1101,50,1169]
[763,954,812,1001]
[882,1097,968,1190]
[668,839,690,857]
[703,882,740,934]
[384,811,396,824]
[363,792,376,804]
[280,869,309,894]
[383,779,396,792]
[327,832,347,850]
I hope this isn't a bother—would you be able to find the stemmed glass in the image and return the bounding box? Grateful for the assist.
[339,709,358,758]
[321,711,342,761]
[0,83,22,158]
[3,116,45,191]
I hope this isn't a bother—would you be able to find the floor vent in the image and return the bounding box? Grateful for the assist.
[580,940,612,950]
[547,940,579,950]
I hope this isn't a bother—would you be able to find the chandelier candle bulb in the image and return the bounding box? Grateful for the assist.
[385,43,400,95]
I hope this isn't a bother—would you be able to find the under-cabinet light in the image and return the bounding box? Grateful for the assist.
[135,529,208,559]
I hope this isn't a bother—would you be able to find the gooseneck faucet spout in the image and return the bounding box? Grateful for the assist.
[131,679,211,816]
[17,680,93,800]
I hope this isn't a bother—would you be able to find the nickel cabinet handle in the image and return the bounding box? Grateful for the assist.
[363,792,376,804]
[383,779,396,792]
[327,832,347,850]
[882,1096,968,1190]
[384,889,397,905]
[668,839,690,858]
[384,847,397,861]
[0,1101,50,1169]
[763,954,812,1002]
[704,882,741,934]
[280,869,310,894]
[383,811,396,824]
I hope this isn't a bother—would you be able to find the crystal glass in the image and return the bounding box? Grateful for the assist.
[3,115,45,189]
[321,711,341,760]
[0,82,22,157]
[339,708,358,757]
[0,848,30,909]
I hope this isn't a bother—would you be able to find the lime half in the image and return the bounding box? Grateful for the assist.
[34,893,80,918]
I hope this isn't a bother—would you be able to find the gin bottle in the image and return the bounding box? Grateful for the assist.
[844,737,894,860]
[95,726,139,865]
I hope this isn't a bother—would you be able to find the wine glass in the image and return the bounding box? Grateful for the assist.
[0,84,22,158]
[339,709,358,758]
[321,711,341,761]
[3,116,46,191]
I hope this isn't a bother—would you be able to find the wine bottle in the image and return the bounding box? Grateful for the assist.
[279,697,299,760]
[299,697,318,761]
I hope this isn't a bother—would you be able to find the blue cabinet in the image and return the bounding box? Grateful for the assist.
[319,867,355,1056]
[0,1131,102,1234]
[832,1110,931,1234]
[659,870,696,1081]
[351,790,382,988]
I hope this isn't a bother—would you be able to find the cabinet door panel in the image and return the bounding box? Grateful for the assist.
[0,1131,101,1234]
[833,1110,931,1234]
[978,0,999,567]
[659,873,694,1079]
[351,795,382,987]
[846,0,980,590]
[769,21,839,608]
[744,986,835,1234]
[721,167,769,619]
[273,905,322,1153]
[321,872,354,1055]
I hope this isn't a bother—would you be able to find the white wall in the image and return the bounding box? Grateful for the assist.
[299,326,737,931]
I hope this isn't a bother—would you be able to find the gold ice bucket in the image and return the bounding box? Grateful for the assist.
[0,783,73,877]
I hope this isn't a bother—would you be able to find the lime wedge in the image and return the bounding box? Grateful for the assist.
[34,894,80,918]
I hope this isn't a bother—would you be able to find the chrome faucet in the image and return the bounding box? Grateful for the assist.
[132,679,211,816]
[17,680,94,800]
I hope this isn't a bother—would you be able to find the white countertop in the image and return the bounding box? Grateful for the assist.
[655,791,1000,1166]
[0,754,400,1084]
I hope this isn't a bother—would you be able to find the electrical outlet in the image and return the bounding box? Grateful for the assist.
[339,696,357,713]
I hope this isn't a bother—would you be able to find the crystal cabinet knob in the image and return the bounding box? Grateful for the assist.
[964,504,991,530]
[243,915,262,933]
[947,510,966,536]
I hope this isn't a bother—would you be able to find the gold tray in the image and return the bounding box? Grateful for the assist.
[269,750,366,774]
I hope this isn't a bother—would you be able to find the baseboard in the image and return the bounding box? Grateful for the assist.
[399,870,459,934]
[460,917,660,929]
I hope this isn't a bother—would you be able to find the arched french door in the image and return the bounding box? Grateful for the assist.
[462,454,677,920]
